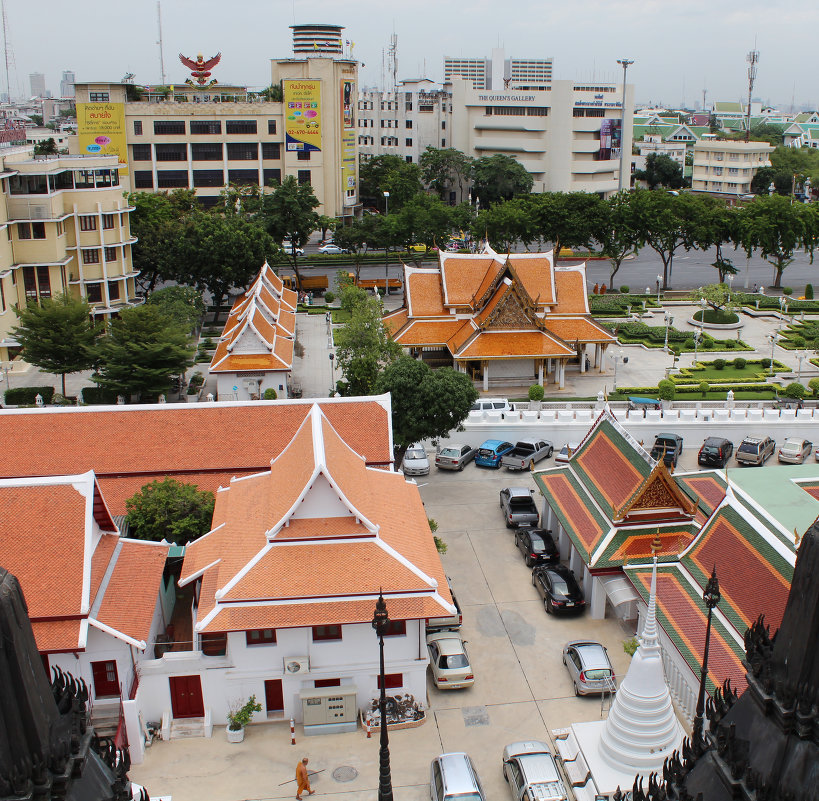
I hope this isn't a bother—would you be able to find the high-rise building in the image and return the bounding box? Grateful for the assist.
[445,47,553,91]
[60,70,76,98]
[29,72,46,98]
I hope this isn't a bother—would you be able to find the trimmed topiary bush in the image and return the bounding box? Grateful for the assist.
[723,340,736,349]
[4,386,55,405]
[619,286,629,294]
[805,284,814,300]
[528,384,545,402]
[761,358,772,368]
[783,382,806,400]
[684,338,695,349]
[713,359,726,370]
[783,287,793,296]
[809,377,819,397]
[792,336,807,348]
[263,388,278,400]
[81,386,120,405]
[657,379,675,401]
[698,381,710,397]
[324,290,335,304]
[733,357,747,369]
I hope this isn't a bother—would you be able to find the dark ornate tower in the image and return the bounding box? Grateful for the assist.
[628,520,819,801]
[0,567,148,801]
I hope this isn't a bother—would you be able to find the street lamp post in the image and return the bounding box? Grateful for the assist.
[616,59,634,193]
[372,591,394,801]
[726,274,734,305]
[328,352,335,395]
[383,191,390,297]
[768,332,778,375]
[693,330,702,366]
[693,567,721,750]
[796,350,806,384]
[612,349,627,392]
[663,312,674,353]
[656,274,662,304]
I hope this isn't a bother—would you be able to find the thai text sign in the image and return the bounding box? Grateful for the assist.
[284,79,322,153]
[77,102,129,175]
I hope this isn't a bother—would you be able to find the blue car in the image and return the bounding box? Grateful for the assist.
[475,439,515,469]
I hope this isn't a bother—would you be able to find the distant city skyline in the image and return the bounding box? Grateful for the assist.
[4,0,817,110]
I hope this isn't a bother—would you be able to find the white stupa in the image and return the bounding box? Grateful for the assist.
[553,539,685,799]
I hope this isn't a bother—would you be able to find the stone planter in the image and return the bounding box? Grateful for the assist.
[186,393,200,403]
[226,725,244,743]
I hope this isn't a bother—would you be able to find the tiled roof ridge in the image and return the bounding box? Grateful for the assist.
[613,460,698,522]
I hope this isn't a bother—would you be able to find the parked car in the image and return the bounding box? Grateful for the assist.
[430,753,486,801]
[736,435,776,466]
[532,564,586,614]
[778,437,813,464]
[408,242,437,252]
[514,528,558,567]
[435,443,477,471]
[362,206,381,216]
[502,741,568,801]
[650,433,683,467]
[426,631,474,689]
[281,243,304,256]
[562,640,617,696]
[470,398,514,415]
[318,243,349,254]
[555,442,581,464]
[475,439,515,469]
[500,487,540,528]
[698,437,734,468]
[426,579,462,632]
[401,444,430,476]
[501,439,554,471]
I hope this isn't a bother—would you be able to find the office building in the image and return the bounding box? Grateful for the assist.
[73,24,359,218]
[29,72,47,98]
[445,48,553,90]
[0,148,140,363]
[60,70,76,98]
[691,140,772,197]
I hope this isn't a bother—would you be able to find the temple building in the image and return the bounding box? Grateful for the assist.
[383,245,616,390]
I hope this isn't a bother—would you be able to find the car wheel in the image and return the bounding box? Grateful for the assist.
[546,598,553,614]
[458,462,464,471]
[574,683,580,697]
[532,573,537,586]
[525,556,533,567]
[547,447,553,457]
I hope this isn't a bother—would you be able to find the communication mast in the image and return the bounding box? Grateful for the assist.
[1,0,13,101]
[387,33,398,94]
[745,48,759,143]
[157,1,167,85]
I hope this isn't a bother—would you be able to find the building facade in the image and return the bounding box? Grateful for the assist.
[61,70,76,99]
[444,48,553,91]
[449,77,634,197]
[0,147,140,362]
[29,72,47,98]
[691,140,772,197]
[73,25,359,218]
[357,79,452,167]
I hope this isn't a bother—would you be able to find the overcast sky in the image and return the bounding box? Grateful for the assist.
[7,0,817,110]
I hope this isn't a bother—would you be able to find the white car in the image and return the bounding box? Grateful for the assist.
[318,243,349,254]
[502,742,568,801]
[555,442,580,464]
[426,631,474,689]
[778,437,813,464]
[281,243,304,256]
[401,444,430,477]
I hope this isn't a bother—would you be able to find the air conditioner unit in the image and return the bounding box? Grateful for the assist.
[283,657,310,675]
[31,205,49,219]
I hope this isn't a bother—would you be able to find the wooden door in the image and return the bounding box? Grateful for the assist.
[91,659,120,698]
[264,679,284,713]
[169,674,204,718]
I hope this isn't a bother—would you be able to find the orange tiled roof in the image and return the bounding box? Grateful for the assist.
[454,330,575,359]
[406,271,446,315]
[440,255,500,306]
[90,533,119,601]
[507,255,555,305]
[545,317,616,344]
[553,269,589,314]
[393,319,464,346]
[383,308,409,335]
[31,619,83,652]
[210,352,292,373]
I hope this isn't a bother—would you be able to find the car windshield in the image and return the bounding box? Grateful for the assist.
[583,668,612,680]
[451,794,482,801]
[405,449,425,460]
[739,442,758,453]
[782,442,802,452]
[440,448,459,458]
[445,654,469,669]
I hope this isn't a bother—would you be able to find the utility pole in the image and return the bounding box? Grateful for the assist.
[1,0,11,102]
[617,59,634,193]
[745,49,759,143]
[157,1,166,86]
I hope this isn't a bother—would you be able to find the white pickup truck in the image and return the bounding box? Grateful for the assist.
[501,439,554,471]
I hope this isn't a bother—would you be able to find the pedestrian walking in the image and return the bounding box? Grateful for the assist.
[296,757,315,800]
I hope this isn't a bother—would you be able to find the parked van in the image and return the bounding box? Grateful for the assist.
[430,753,486,801]
[470,398,514,416]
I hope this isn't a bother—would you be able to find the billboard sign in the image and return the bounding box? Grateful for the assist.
[76,102,129,175]
[341,79,355,129]
[284,79,322,153]
[599,118,622,161]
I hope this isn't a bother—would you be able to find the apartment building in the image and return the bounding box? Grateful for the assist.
[449,77,634,197]
[0,147,140,362]
[691,140,772,197]
[444,48,553,91]
[73,25,359,218]
[357,79,452,168]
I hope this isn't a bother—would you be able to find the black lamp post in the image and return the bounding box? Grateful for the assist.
[372,591,393,801]
[693,566,721,749]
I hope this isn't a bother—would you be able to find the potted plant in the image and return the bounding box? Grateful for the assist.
[226,694,262,742]
[186,371,205,402]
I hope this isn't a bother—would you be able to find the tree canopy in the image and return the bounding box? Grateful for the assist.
[359,154,423,211]
[90,305,195,401]
[471,154,533,206]
[634,153,686,190]
[146,285,206,333]
[375,357,478,467]
[12,293,103,396]
[420,147,473,204]
[593,191,642,286]
[125,477,215,544]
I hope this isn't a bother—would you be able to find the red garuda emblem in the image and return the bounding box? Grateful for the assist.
[179,52,221,87]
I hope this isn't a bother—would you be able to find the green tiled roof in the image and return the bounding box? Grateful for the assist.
[721,119,746,130]
[715,101,743,113]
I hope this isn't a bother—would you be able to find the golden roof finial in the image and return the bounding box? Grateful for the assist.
[651,530,663,555]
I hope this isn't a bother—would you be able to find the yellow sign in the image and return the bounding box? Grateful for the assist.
[341,129,356,202]
[76,103,129,175]
[283,79,322,153]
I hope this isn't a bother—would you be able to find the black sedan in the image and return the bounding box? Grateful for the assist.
[532,564,586,614]
[514,528,559,567]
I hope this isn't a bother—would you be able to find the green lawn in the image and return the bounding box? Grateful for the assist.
[674,360,787,382]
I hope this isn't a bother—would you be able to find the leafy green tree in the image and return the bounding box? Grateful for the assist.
[737,195,812,287]
[146,285,206,333]
[634,153,686,190]
[374,356,479,467]
[260,175,320,290]
[316,214,336,241]
[334,295,400,395]
[33,137,59,155]
[91,305,195,401]
[333,215,384,281]
[532,192,606,257]
[689,283,737,315]
[219,182,264,216]
[595,191,642,287]
[686,195,739,282]
[471,154,533,206]
[474,197,536,252]
[12,293,103,396]
[257,81,283,102]
[125,478,215,544]
[358,154,423,210]
[420,147,473,203]
[177,211,275,316]
[387,194,454,260]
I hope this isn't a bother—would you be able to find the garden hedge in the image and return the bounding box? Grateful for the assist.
[5,386,55,405]
[81,386,121,405]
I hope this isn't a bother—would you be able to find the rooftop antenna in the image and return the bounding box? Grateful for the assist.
[157,1,166,85]
[745,47,759,142]
[702,83,707,113]
[388,32,398,93]
[791,81,796,115]
[1,0,11,101]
